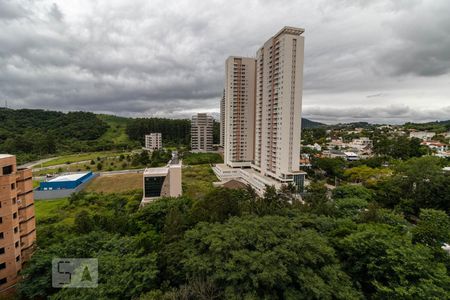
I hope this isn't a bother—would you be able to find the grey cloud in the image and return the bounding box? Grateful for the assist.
[303,105,450,124]
[378,1,450,77]
[0,1,27,19]
[0,0,449,124]
[49,3,63,22]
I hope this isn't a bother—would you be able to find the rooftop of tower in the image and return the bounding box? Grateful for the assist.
[274,26,305,39]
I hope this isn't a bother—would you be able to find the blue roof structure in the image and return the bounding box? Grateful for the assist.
[39,171,94,190]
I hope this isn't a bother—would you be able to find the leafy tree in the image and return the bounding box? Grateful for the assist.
[312,157,347,179]
[343,165,391,186]
[190,188,243,223]
[412,209,450,248]
[182,216,361,299]
[335,198,368,219]
[332,184,374,201]
[339,224,450,298]
[374,156,450,215]
[303,182,335,215]
[126,117,191,146]
[74,210,95,234]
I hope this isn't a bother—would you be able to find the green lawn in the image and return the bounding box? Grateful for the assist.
[35,198,69,221]
[182,164,218,199]
[85,173,142,194]
[183,152,223,165]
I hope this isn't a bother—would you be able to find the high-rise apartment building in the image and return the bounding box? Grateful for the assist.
[214,26,306,195]
[219,90,225,147]
[191,113,213,152]
[145,133,162,150]
[0,154,36,292]
[224,57,256,167]
[254,26,304,181]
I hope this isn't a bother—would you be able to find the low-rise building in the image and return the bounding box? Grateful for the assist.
[421,141,449,152]
[343,151,359,161]
[303,143,322,152]
[0,154,36,293]
[213,164,306,196]
[328,139,345,150]
[141,157,182,206]
[350,137,373,149]
[39,172,94,190]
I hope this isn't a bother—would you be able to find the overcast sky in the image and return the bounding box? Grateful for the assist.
[1,0,449,124]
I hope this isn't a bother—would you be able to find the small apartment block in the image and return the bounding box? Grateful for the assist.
[191,113,214,152]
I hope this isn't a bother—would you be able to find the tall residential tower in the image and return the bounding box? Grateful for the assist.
[214,26,306,195]
[224,57,256,167]
[253,26,304,182]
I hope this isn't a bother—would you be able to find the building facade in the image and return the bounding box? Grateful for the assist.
[141,157,182,206]
[0,155,36,292]
[220,90,225,147]
[253,26,304,182]
[191,113,213,152]
[215,26,306,195]
[224,57,256,167]
[145,133,162,150]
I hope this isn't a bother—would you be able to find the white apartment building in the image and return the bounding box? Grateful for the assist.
[191,113,214,152]
[215,26,306,195]
[224,56,256,167]
[145,133,162,150]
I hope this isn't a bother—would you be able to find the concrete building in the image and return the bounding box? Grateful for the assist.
[141,156,182,206]
[220,90,225,147]
[214,26,306,195]
[0,154,36,292]
[224,56,256,167]
[145,133,162,150]
[409,131,435,141]
[191,113,213,152]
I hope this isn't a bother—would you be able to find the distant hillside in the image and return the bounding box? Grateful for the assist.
[404,120,450,133]
[302,118,324,129]
[0,108,325,163]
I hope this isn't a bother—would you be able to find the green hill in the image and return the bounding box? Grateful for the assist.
[302,118,325,128]
[0,108,325,163]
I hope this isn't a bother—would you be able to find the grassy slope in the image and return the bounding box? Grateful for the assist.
[97,114,134,145]
[85,173,142,193]
[39,150,128,167]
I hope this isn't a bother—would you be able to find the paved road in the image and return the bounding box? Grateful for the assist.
[19,157,58,169]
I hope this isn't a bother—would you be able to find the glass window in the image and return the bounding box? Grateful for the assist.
[2,165,13,175]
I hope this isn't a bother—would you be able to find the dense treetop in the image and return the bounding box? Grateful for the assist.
[18,157,450,299]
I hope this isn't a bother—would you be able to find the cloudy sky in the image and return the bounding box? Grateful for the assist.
[1,0,449,124]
